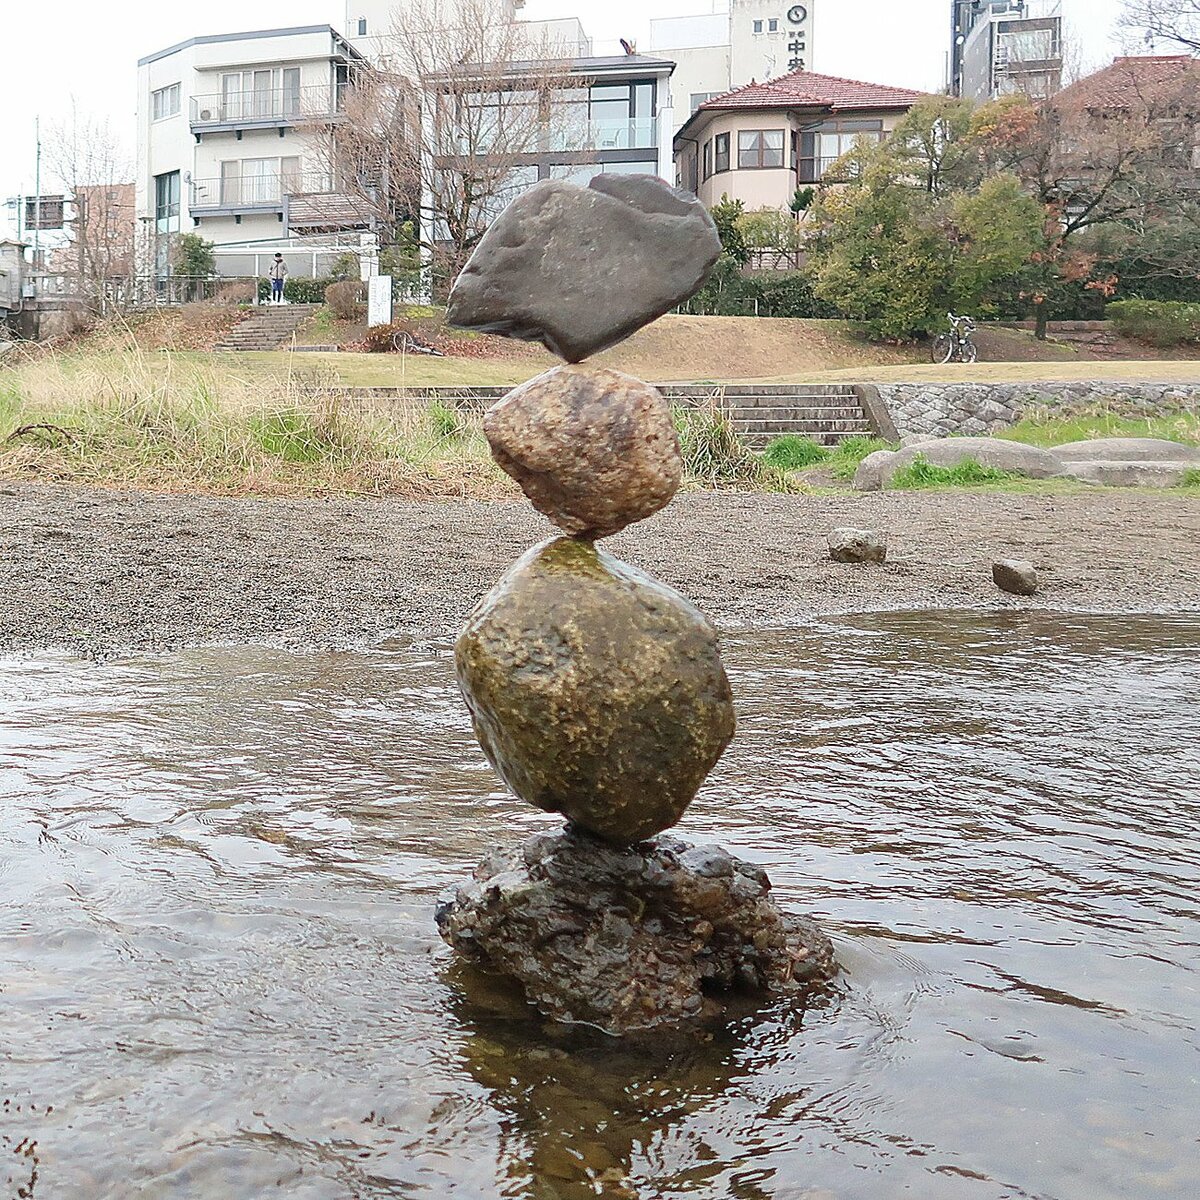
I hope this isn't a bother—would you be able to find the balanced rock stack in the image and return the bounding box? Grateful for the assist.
[435,176,835,1035]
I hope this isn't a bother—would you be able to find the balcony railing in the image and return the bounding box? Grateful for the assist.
[798,156,861,184]
[189,171,334,211]
[443,112,658,157]
[190,85,346,128]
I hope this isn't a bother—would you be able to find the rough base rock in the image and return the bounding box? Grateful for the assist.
[456,536,735,844]
[993,558,1039,596]
[436,826,836,1035]
[484,365,682,538]
[828,527,887,564]
[446,176,721,362]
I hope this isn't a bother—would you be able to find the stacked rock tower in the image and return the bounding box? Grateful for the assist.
[435,175,834,1035]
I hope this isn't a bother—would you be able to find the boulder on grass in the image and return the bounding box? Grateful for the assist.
[993,559,1038,596]
[1053,437,1200,464]
[1061,460,1193,488]
[853,437,1064,491]
[828,527,887,564]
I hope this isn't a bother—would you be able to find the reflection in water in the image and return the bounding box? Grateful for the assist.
[1,613,1198,1199]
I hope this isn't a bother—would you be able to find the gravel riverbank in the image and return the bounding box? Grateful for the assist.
[2,483,1198,657]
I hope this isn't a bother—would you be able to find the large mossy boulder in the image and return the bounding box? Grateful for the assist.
[456,537,735,844]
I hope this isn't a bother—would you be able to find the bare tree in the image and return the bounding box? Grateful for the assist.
[1120,0,1200,53]
[45,108,135,313]
[306,0,581,291]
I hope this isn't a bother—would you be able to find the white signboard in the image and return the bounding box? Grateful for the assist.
[367,275,393,328]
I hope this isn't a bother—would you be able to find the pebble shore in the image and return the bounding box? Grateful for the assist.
[1,482,1198,658]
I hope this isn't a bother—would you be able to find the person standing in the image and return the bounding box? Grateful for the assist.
[268,254,288,303]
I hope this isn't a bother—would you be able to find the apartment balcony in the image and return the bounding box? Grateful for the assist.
[189,85,347,134]
[445,115,658,160]
[189,171,334,216]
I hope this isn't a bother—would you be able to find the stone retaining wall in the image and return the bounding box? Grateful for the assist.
[877,381,1200,439]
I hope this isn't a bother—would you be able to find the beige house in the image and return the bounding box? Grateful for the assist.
[674,69,924,210]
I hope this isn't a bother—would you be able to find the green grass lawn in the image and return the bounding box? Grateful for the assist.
[996,410,1200,448]
[792,360,1200,385]
[218,351,1200,390]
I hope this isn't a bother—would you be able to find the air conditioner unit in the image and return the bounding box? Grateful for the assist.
[199,109,213,121]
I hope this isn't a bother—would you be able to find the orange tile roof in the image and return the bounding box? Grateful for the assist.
[1056,55,1197,110]
[698,68,927,114]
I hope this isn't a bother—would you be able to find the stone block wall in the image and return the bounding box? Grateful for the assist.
[876,381,1200,439]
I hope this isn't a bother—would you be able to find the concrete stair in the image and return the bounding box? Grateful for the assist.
[324,382,882,448]
[665,384,875,447]
[215,305,320,351]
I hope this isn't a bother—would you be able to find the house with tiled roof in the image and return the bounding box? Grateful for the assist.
[1055,55,1198,114]
[1056,56,1200,181]
[673,68,926,210]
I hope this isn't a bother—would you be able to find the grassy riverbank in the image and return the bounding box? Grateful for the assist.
[3,346,1197,499]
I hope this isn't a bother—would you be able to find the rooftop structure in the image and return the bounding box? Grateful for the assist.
[951,0,1063,103]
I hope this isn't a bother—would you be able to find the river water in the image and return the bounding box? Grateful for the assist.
[2,612,1198,1200]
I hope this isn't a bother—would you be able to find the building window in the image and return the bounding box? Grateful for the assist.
[738,129,785,168]
[753,19,763,32]
[703,140,713,180]
[690,91,720,110]
[797,119,885,181]
[587,80,657,150]
[154,171,180,229]
[769,17,780,31]
[357,17,367,35]
[153,170,180,281]
[215,157,303,206]
[152,83,180,121]
[714,131,730,173]
[218,67,303,122]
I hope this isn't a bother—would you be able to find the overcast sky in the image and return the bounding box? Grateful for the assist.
[2,0,1131,237]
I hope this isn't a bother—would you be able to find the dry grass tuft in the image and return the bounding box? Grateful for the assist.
[0,346,509,498]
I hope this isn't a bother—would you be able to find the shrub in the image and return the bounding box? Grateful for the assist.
[1108,300,1200,348]
[426,399,462,441]
[742,271,841,318]
[210,281,256,306]
[328,252,361,282]
[174,233,216,279]
[256,277,333,304]
[674,401,791,489]
[890,454,1016,488]
[762,434,829,470]
[1181,468,1200,491]
[360,324,403,350]
[829,435,893,480]
[325,280,366,320]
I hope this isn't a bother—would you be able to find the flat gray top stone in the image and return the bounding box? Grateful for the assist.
[446,175,721,362]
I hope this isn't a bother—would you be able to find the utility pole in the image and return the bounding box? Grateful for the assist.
[33,117,42,274]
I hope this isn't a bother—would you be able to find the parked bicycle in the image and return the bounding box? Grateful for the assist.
[392,329,445,357]
[931,313,979,364]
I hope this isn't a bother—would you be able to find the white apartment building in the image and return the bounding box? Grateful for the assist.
[136,9,677,282]
[135,25,367,281]
[648,0,816,126]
